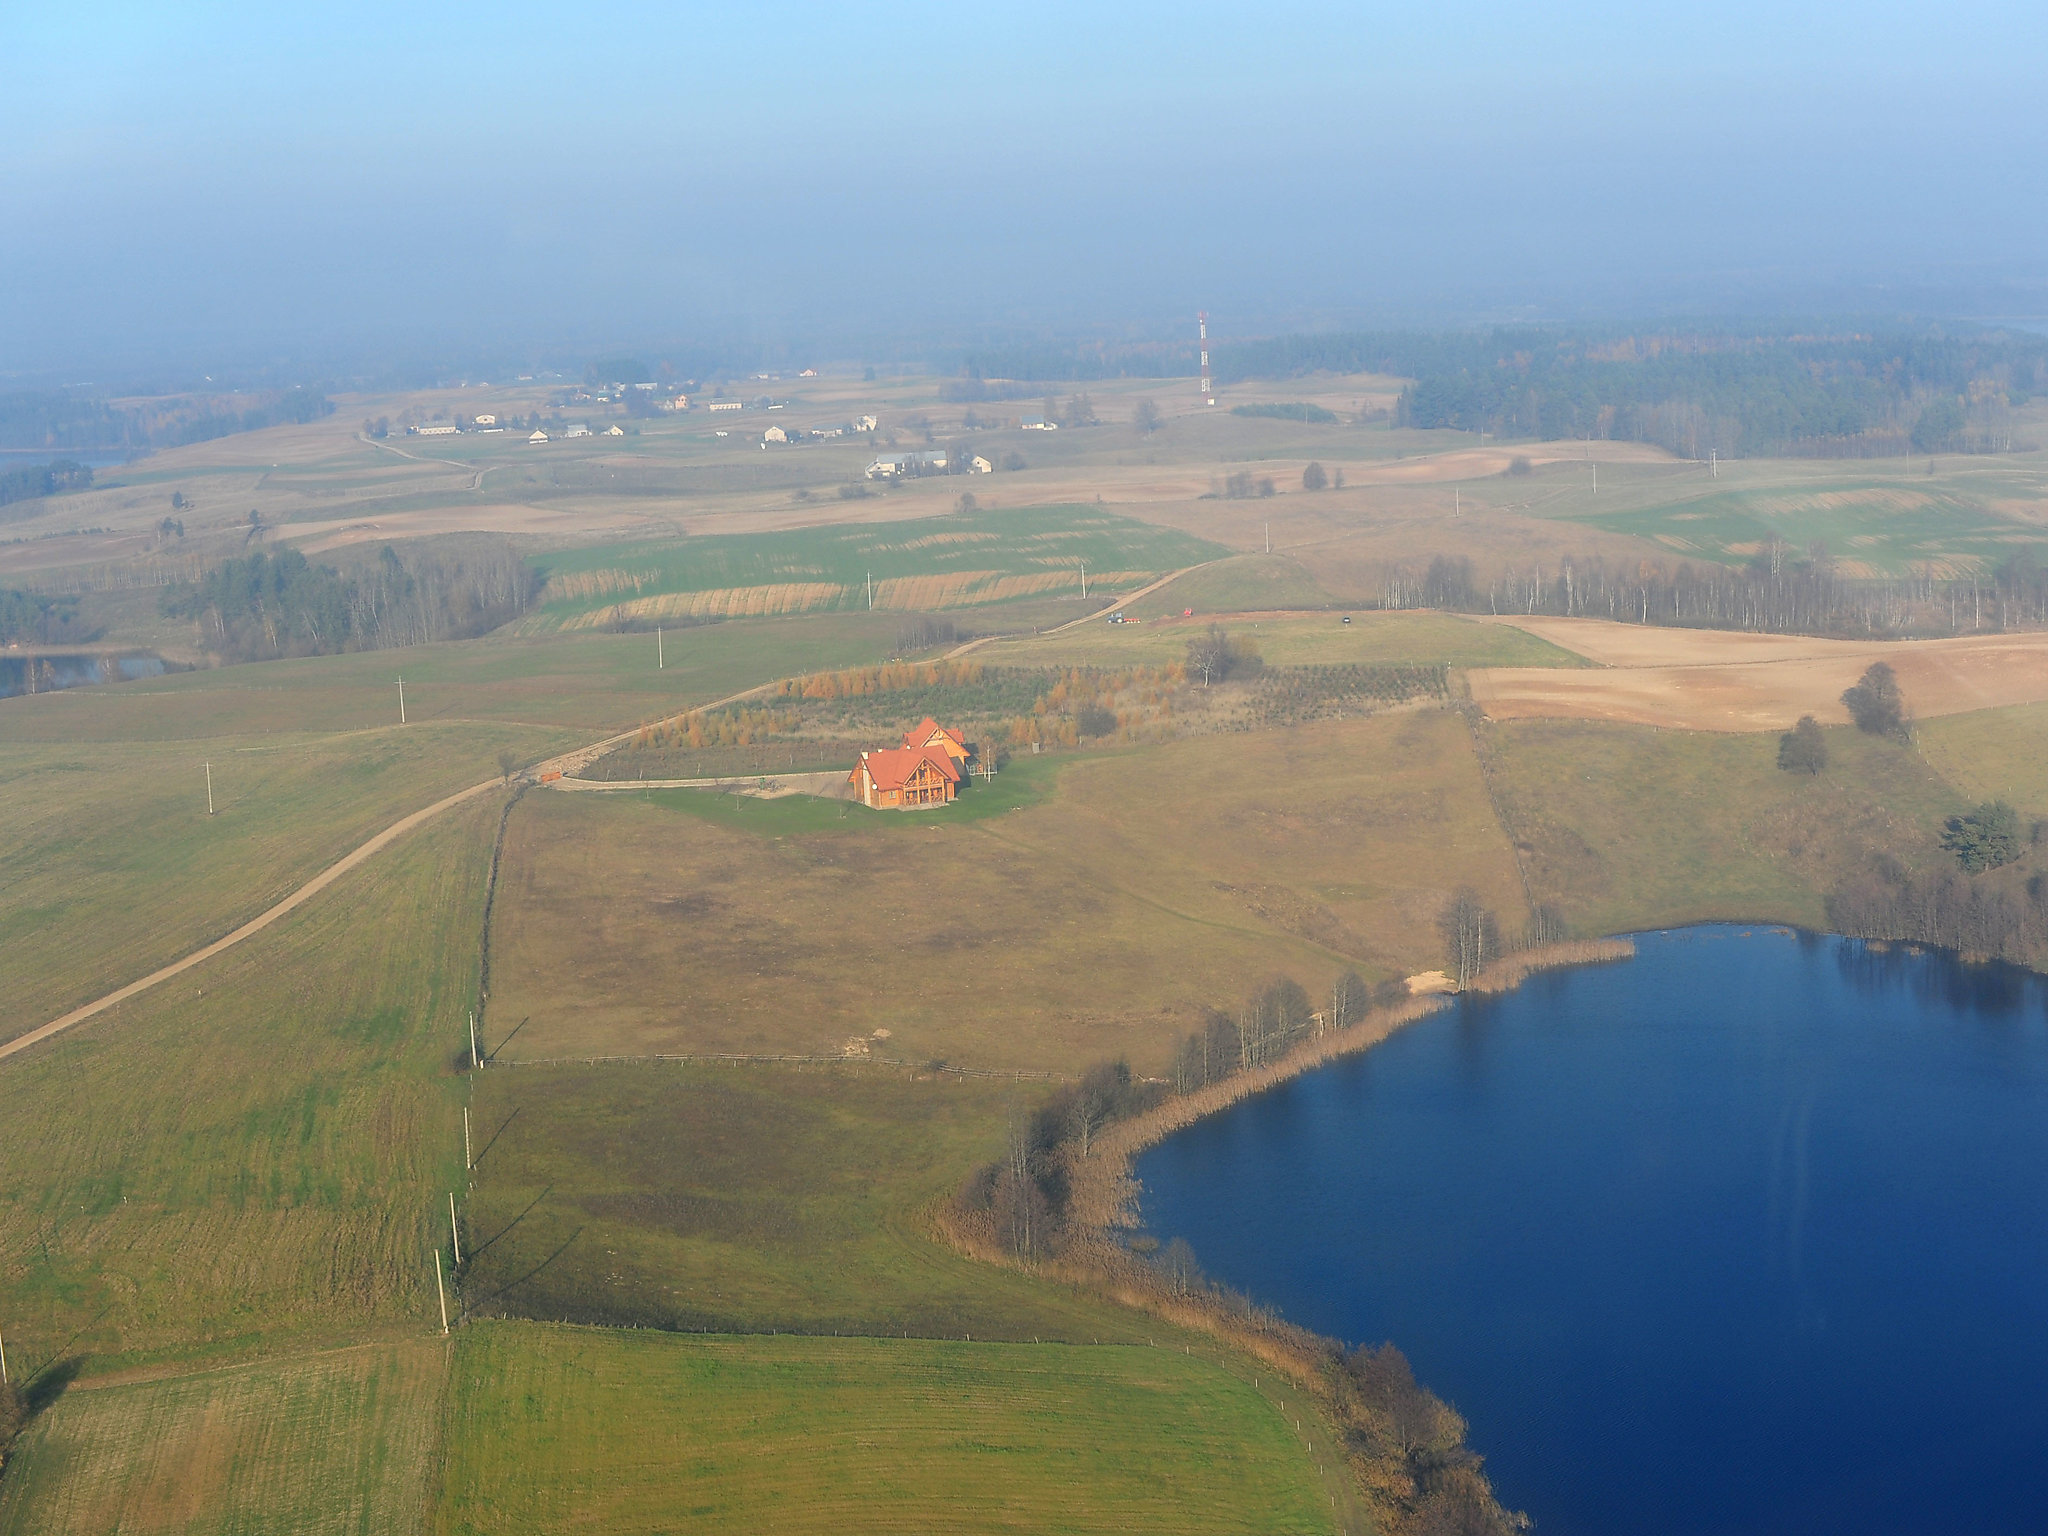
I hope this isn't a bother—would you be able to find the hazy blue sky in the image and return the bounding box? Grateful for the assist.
[5,1,2046,376]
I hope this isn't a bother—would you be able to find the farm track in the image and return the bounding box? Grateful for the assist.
[1,670,845,1062]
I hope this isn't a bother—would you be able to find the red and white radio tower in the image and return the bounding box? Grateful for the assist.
[1198,312,1214,405]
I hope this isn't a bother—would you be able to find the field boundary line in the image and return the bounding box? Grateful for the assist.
[1,778,502,1063]
[489,1050,1068,1081]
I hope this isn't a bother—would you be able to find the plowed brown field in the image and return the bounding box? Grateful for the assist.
[1467,617,2048,731]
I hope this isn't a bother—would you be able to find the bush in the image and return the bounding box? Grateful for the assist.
[1507,455,1533,476]
[1777,715,1829,773]
[1301,461,1328,491]
[1942,801,2023,873]
[1842,662,1906,737]
[1074,702,1117,738]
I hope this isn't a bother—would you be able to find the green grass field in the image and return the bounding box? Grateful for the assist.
[1482,718,1965,935]
[0,614,904,741]
[523,505,1224,628]
[0,725,561,1044]
[0,616,904,1045]
[1509,452,2048,577]
[978,607,1589,670]
[1916,701,2048,815]
[457,1061,1148,1342]
[0,1340,446,1536]
[437,1324,1335,1536]
[0,801,491,1373]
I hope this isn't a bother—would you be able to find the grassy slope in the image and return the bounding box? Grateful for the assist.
[457,1061,1150,1341]
[0,617,899,1045]
[0,801,492,1374]
[0,1340,446,1536]
[437,1324,1334,1536]
[1916,700,2048,816]
[486,710,1525,1074]
[1483,719,1964,935]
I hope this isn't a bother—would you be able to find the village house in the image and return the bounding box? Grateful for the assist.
[473,413,498,426]
[970,454,993,473]
[763,424,790,444]
[849,742,962,809]
[565,423,593,438]
[1021,416,1058,431]
[527,429,550,443]
[708,400,744,413]
[604,424,626,436]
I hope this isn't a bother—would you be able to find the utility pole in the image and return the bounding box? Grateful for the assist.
[1591,461,1598,495]
[449,1193,462,1265]
[657,626,663,669]
[866,570,873,610]
[1710,449,1718,479]
[463,1107,472,1170]
[1198,312,1214,406]
[205,761,214,816]
[0,1319,9,1386]
[398,676,406,725]
[435,1251,449,1335]
[468,1011,480,1070]
[1264,522,1270,553]
[1079,559,1087,598]
[1455,487,1461,517]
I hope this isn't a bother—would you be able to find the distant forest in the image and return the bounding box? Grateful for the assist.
[161,542,539,661]
[1381,545,2048,637]
[956,324,2048,460]
[0,588,97,647]
[0,458,93,512]
[0,387,334,455]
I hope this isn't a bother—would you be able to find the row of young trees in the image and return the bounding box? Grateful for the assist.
[160,541,538,661]
[1381,547,2048,636]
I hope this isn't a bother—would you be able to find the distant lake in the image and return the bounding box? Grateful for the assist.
[1136,927,2048,1535]
[0,654,167,698]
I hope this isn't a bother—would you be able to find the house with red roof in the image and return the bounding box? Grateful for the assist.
[849,741,963,809]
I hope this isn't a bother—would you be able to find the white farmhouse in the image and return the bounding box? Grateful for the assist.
[565,423,592,438]
[528,429,550,443]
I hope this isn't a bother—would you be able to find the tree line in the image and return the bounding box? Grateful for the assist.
[1380,545,2048,636]
[0,387,332,454]
[1212,324,2046,459]
[0,458,93,512]
[160,541,538,661]
[0,587,97,646]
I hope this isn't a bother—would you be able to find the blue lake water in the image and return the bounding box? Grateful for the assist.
[1135,927,2048,1535]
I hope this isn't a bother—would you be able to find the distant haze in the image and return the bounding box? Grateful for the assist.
[5,2,2047,378]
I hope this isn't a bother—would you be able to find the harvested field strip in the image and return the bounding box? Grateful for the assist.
[437,1324,1333,1536]
[0,1339,446,1536]
[873,569,1153,609]
[563,582,848,627]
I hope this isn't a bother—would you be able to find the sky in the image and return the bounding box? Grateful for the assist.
[5,1,2047,379]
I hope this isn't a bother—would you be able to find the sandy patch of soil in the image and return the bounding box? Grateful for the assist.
[1468,618,2048,731]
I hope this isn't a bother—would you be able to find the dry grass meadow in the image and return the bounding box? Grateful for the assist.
[485,709,1526,1074]
[0,1340,446,1536]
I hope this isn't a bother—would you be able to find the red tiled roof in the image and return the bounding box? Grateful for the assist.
[903,717,967,754]
[854,744,961,792]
